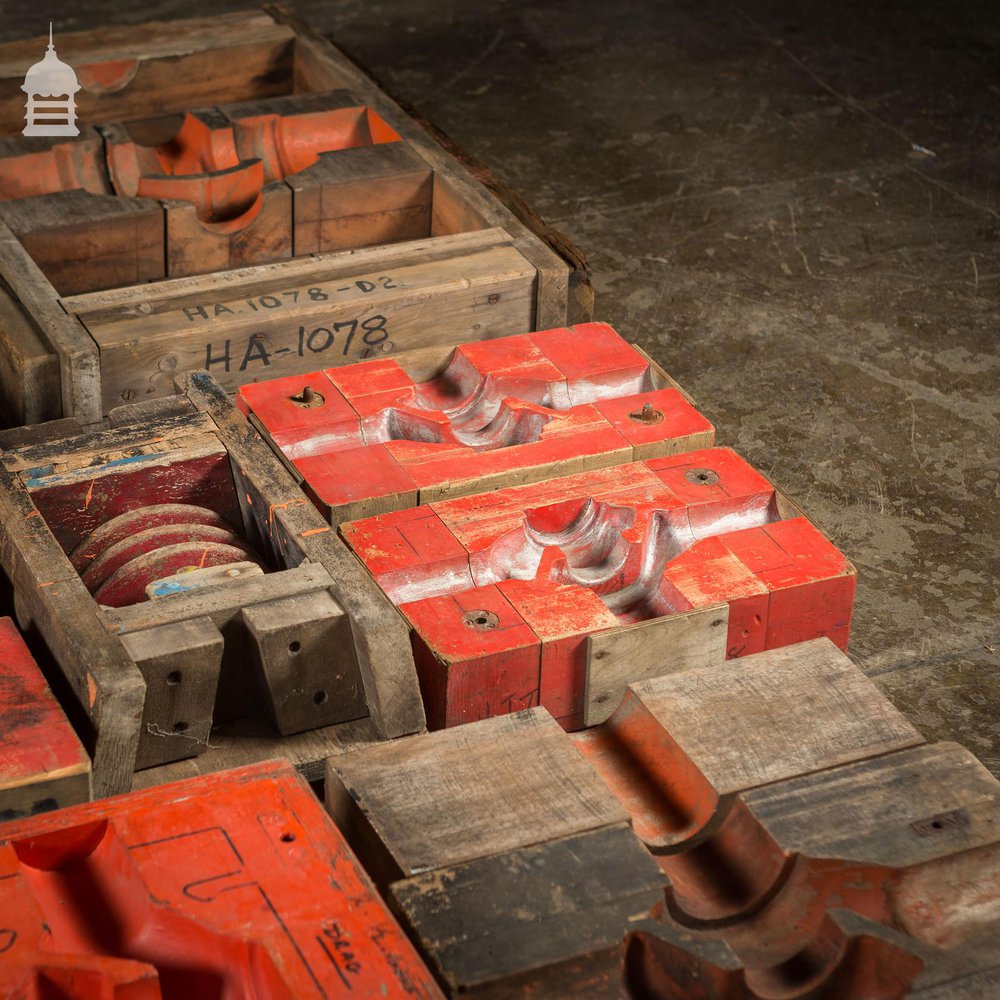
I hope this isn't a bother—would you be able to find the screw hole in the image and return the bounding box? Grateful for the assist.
[288,640,301,654]
[280,832,296,843]
[166,671,182,686]
[463,609,499,630]
[314,690,328,705]
[173,721,189,733]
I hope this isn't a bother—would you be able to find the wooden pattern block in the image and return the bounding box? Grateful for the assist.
[391,826,666,999]
[0,372,423,796]
[326,707,627,888]
[0,617,90,821]
[239,322,714,524]
[342,447,855,730]
[626,744,1000,998]
[0,760,442,998]
[326,709,664,996]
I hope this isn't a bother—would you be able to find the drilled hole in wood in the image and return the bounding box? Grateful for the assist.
[463,610,499,630]
[288,640,302,654]
[280,832,296,843]
[314,690,328,705]
[685,468,719,485]
[173,721,189,733]
[166,671,182,686]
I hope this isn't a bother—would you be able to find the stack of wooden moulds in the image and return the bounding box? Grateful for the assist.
[0,10,995,999]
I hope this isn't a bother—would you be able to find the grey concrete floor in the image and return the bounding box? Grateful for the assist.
[7,1,1000,770]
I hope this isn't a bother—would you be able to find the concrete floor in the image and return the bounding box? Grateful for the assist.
[8,2,1000,770]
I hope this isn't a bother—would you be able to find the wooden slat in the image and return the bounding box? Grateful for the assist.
[583,603,730,726]
[66,229,536,412]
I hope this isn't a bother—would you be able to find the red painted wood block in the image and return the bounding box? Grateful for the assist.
[0,618,90,821]
[340,506,473,603]
[498,579,618,731]
[238,324,715,522]
[236,368,362,458]
[345,448,856,731]
[296,443,417,521]
[402,585,541,729]
[721,518,856,650]
[529,322,651,402]
[0,760,442,998]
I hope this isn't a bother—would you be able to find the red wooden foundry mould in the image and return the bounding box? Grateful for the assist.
[0,759,442,998]
[237,322,715,524]
[342,447,856,731]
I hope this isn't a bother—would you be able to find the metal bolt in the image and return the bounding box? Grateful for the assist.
[628,401,664,424]
[290,385,325,408]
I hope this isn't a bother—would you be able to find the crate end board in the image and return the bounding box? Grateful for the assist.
[0,10,590,428]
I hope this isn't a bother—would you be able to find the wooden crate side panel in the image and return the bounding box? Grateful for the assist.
[0,282,60,427]
[0,13,297,135]
[0,461,144,797]
[283,14,578,328]
[0,218,101,425]
[66,229,536,414]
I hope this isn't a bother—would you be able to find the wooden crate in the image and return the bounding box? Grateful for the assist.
[325,640,1000,998]
[0,7,591,429]
[341,446,857,731]
[0,371,424,798]
[0,760,442,998]
[236,322,716,524]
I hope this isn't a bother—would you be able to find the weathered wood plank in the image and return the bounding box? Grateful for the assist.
[325,707,627,886]
[584,603,730,726]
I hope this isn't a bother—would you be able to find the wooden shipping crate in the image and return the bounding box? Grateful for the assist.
[0,7,591,429]
[325,640,1000,998]
[341,447,857,731]
[0,760,442,997]
[0,371,424,799]
[237,322,716,524]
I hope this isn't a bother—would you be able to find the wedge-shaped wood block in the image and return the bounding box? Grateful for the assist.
[0,10,591,427]
[0,760,442,998]
[0,372,423,797]
[342,447,856,730]
[0,617,90,821]
[391,826,665,999]
[239,322,715,524]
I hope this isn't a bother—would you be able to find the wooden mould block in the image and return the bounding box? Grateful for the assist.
[326,708,665,996]
[239,322,714,525]
[0,9,591,428]
[0,371,423,798]
[628,742,1000,998]
[0,616,91,821]
[326,639,1000,998]
[342,446,856,731]
[0,760,442,998]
